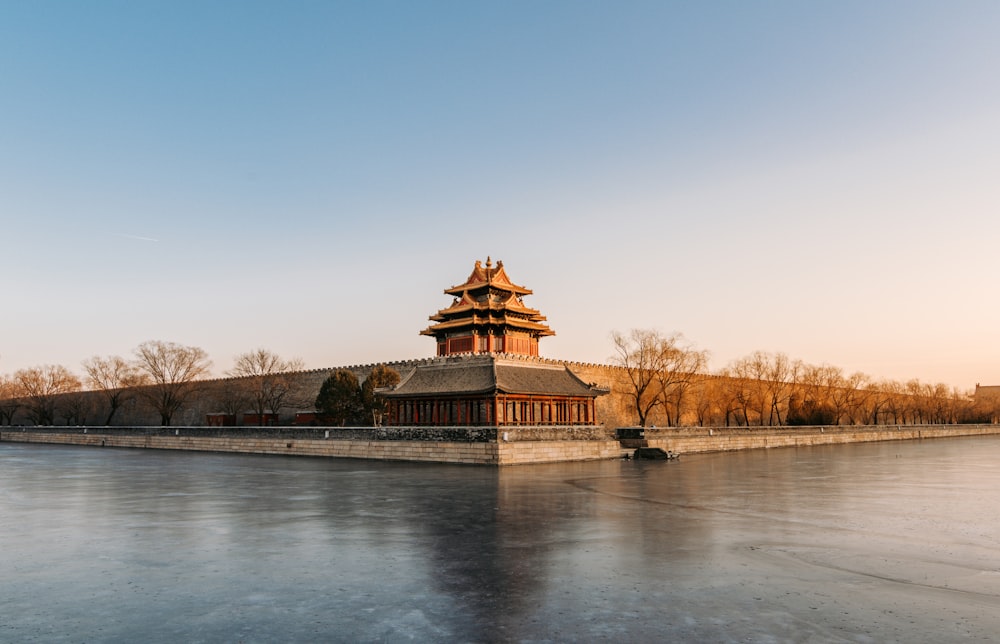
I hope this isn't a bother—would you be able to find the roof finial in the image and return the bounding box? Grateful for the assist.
[486,256,492,269]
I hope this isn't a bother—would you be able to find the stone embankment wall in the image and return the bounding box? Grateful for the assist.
[4,424,999,465]
[634,424,1000,454]
[0,425,619,465]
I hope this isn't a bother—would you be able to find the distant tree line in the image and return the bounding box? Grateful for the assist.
[0,342,398,428]
[2,331,996,428]
[611,329,997,427]
[0,341,214,426]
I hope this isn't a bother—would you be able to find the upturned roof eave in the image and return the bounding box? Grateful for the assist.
[443,282,532,297]
[432,300,543,316]
[420,317,556,335]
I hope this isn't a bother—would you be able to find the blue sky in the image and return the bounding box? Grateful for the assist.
[3,1,999,389]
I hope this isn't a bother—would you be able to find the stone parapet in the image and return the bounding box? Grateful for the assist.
[498,425,614,441]
[640,424,1000,454]
[0,431,500,465]
[4,425,497,442]
[4,424,1000,465]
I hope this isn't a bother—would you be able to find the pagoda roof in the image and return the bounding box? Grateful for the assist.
[420,314,555,336]
[384,355,606,398]
[444,257,532,297]
[428,291,543,318]
[422,258,555,339]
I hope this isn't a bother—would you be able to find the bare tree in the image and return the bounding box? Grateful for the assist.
[843,373,873,425]
[654,338,708,426]
[691,374,726,426]
[14,365,82,425]
[944,386,967,424]
[612,330,706,427]
[727,353,773,425]
[59,391,96,425]
[611,330,665,427]
[790,363,843,425]
[865,380,894,425]
[715,368,750,426]
[133,341,212,426]
[226,349,304,426]
[211,379,250,425]
[0,375,24,425]
[763,353,796,426]
[729,369,759,425]
[82,355,148,425]
[927,383,952,424]
[722,353,813,426]
[830,371,869,425]
[882,379,907,424]
[905,379,928,424]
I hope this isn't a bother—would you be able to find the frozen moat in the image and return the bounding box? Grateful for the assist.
[3,436,1000,642]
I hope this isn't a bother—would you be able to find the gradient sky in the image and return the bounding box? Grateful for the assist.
[3,1,999,389]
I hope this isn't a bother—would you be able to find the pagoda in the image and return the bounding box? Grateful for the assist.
[382,258,607,427]
[421,257,554,357]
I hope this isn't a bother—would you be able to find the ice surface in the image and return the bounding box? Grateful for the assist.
[2,437,1000,642]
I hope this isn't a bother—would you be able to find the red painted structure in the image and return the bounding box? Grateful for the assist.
[242,413,279,426]
[383,354,603,427]
[206,413,236,427]
[385,259,607,427]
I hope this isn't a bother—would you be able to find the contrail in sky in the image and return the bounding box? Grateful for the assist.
[114,233,160,242]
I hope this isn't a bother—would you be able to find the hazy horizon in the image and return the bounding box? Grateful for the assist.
[4,2,999,389]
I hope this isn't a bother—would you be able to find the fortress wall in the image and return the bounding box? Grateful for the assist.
[554,360,635,428]
[3,355,633,428]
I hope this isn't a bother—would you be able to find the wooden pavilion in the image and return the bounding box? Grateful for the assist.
[384,258,606,427]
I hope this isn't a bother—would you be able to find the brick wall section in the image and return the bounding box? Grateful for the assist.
[497,440,622,465]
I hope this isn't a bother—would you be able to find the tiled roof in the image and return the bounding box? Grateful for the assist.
[495,362,602,396]
[444,257,533,297]
[388,360,496,396]
[420,315,555,336]
[422,260,555,340]
[385,355,605,398]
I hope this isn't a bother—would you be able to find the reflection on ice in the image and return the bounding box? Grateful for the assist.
[2,437,1000,641]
